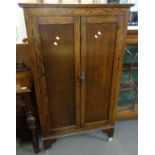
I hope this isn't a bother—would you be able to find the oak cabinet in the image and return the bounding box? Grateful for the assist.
[19,3,132,149]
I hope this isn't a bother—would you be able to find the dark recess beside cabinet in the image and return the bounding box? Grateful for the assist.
[16,64,40,153]
[19,3,132,150]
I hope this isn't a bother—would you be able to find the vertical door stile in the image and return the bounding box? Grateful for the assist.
[80,17,87,127]
[74,17,81,128]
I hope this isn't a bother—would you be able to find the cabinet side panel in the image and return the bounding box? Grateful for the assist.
[39,24,76,129]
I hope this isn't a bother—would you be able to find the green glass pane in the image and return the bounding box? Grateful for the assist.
[131,70,138,81]
[118,91,136,107]
[124,45,138,64]
[118,99,135,107]
[126,45,138,56]
[119,91,135,100]
[133,54,138,63]
[123,50,132,64]
[118,44,138,108]
[121,70,129,82]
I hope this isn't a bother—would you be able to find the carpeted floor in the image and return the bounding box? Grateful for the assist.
[16,120,138,155]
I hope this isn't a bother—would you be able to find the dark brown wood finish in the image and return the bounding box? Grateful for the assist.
[16,29,138,124]
[81,16,120,128]
[16,29,136,64]
[103,128,114,138]
[16,43,31,68]
[19,3,132,149]
[23,11,81,138]
[126,29,138,44]
[43,139,57,150]
[38,17,81,130]
[16,71,32,93]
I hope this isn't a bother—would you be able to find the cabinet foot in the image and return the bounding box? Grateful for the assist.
[108,137,113,141]
[102,128,114,139]
[34,148,40,153]
[43,139,57,150]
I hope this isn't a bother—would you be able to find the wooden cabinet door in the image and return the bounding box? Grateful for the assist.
[81,16,127,128]
[30,17,81,136]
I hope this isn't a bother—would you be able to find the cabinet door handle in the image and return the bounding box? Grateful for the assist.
[80,72,85,84]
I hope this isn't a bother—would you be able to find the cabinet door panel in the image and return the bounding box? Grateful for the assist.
[81,16,120,127]
[40,24,76,129]
[35,17,80,133]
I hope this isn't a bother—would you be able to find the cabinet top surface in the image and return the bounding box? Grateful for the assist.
[19,3,133,9]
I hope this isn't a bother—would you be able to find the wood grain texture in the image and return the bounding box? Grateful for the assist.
[39,21,76,129]
[16,71,32,93]
[23,13,81,137]
[23,10,51,136]
[16,28,138,122]
[19,3,133,8]
[43,123,113,140]
[16,43,31,68]
[86,23,116,123]
[116,110,138,120]
[81,16,118,127]
[22,8,129,17]
[16,29,136,63]
[108,14,129,125]
[126,29,138,44]
[20,4,131,149]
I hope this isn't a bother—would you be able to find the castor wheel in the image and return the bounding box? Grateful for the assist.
[107,137,113,141]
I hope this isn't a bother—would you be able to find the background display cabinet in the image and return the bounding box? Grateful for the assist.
[117,29,138,120]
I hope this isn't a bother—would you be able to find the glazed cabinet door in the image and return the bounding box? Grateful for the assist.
[31,16,81,136]
[81,16,125,128]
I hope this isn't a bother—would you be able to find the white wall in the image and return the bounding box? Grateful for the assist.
[16,0,138,42]
[16,0,39,42]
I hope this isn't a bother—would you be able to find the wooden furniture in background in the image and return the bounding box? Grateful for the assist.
[16,42,30,68]
[126,29,138,44]
[16,63,40,153]
[116,29,138,120]
[19,3,132,149]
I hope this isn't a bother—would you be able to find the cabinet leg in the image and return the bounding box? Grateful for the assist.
[43,139,57,150]
[103,128,114,139]
[26,111,40,153]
